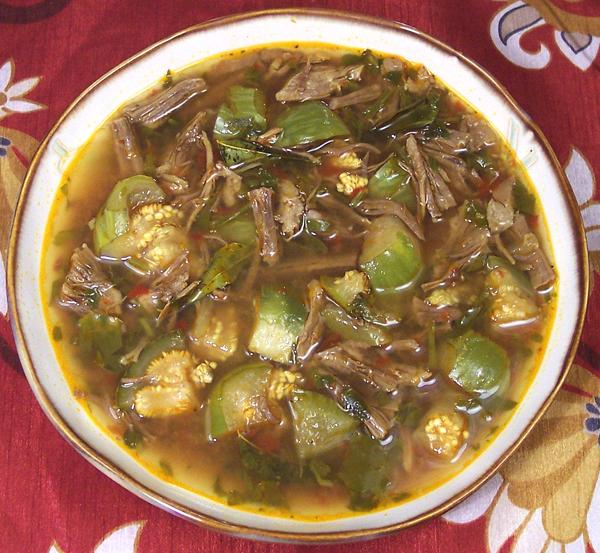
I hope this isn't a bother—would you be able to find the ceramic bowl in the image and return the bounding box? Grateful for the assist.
[7,9,588,543]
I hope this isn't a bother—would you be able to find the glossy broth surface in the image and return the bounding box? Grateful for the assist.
[42,44,556,520]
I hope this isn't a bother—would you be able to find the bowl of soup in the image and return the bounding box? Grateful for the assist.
[7,9,588,542]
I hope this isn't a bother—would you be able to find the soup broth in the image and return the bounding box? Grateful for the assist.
[42,44,556,520]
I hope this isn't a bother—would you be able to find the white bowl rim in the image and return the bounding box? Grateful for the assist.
[7,8,589,544]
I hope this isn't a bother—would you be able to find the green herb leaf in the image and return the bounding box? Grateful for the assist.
[452,305,485,335]
[373,95,439,135]
[455,397,483,415]
[52,325,63,341]
[466,152,499,181]
[217,215,256,246]
[217,139,317,169]
[338,433,394,511]
[340,49,381,72]
[465,200,488,228]
[308,459,334,487]
[201,243,251,294]
[232,439,297,506]
[78,312,124,370]
[162,69,173,89]
[182,243,252,307]
[396,402,423,429]
[123,428,143,448]
[306,217,331,233]
[242,166,277,190]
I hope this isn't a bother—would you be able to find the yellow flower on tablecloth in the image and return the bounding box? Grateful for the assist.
[443,363,600,553]
[0,58,43,318]
[444,146,600,550]
[525,0,600,36]
[0,125,40,317]
[500,364,600,548]
[491,2,600,71]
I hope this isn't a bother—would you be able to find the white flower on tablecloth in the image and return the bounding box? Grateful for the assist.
[0,59,43,120]
[48,520,145,553]
[490,1,600,71]
[566,148,600,264]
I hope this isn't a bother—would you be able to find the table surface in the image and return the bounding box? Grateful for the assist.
[1,1,599,552]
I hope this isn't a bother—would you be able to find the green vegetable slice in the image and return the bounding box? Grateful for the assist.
[116,331,185,409]
[290,391,357,459]
[367,155,414,209]
[513,180,536,215]
[485,255,539,326]
[93,175,165,253]
[359,215,423,293]
[465,200,488,228]
[486,255,534,296]
[248,287,307,363]
[207,362,273,439]
[306,217,331,233]
[320,272,367,312]
[213,86,267,140]
[445,331,510,399]
[321,303,390,346]
[274,101,350,147]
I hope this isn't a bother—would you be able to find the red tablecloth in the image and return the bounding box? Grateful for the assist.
[1,1,599,552]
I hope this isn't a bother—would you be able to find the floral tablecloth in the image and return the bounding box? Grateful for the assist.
[1,1,599,552]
